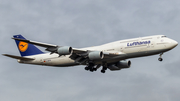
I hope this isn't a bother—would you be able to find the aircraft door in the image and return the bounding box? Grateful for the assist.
[149,40,155,48]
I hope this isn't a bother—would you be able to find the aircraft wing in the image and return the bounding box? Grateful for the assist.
[70,49,125,64]
[13,38,90,54]
[2,54,34,60]
[73,49,124,57]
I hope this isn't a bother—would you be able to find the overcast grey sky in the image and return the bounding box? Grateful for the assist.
[0,0,180,101]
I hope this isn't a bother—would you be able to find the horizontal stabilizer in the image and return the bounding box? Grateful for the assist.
[2,54,34,61]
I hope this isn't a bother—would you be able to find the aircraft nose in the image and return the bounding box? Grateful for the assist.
[172,40,178,47]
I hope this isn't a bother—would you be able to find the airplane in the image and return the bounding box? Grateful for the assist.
[3,35,178,73]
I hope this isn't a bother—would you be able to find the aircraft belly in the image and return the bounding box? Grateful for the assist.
[49,57,78,67]
[125,48,171,59]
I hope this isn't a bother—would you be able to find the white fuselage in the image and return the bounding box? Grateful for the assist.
[18,35,178,67]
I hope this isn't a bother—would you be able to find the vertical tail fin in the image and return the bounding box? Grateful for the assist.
[13,35,44,57]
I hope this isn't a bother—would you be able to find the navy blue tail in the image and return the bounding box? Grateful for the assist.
[13,35,44,57]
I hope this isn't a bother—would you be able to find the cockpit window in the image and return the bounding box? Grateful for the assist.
[161,36,167,38]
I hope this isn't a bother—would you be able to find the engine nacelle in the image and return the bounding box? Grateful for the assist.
[88,51,104,60]
[108,60,131,71]
[57,46,73,55]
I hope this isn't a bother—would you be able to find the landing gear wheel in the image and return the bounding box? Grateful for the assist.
[101,70,105,73]
[103,66,107,70]
[158,58,163,61]
[85,67,89,71]
[158,53,163,62]
[93,68,97,71]
[90,68,94,72]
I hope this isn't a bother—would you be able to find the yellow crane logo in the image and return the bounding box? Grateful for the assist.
[18,41,28,52]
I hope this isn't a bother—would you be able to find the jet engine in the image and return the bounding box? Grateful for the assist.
[57,46,73,55]
[108,60,131,71]
[88,51,104,60]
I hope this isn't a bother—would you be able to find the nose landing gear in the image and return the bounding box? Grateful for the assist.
[158,53,163,62]
[158,58,163,61]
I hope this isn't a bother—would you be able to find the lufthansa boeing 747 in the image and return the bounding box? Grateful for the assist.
[3,35,178,73]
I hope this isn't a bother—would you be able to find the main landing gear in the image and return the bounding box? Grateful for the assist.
[158,53,163,62]
[84,63,107,73]
[101,66,107,73]
[84,63,98,72]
